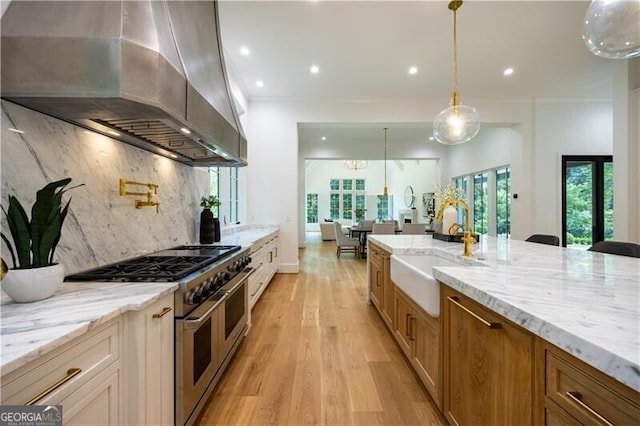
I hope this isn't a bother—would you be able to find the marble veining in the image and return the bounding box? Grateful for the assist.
[1,100,208,274]
[368,234,640,392]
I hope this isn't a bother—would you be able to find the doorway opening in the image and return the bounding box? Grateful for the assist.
[562,155,613,248]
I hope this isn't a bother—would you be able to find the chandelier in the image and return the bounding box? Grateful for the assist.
[582,0,640,59]
[344,160,368,171]
[433,0,480,145]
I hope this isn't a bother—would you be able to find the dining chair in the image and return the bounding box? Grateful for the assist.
[402,223,426,235]
[334,221,360,258]
[359,220,374,230]
[372,223,395,234]
[525,234,560,246]
[588,241,640,258]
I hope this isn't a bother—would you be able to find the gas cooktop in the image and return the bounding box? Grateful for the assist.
[65,244,242,282]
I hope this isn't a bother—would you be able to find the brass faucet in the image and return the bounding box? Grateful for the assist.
[119,179,160,213]
[135,192,160,213]
[436,197,475,257]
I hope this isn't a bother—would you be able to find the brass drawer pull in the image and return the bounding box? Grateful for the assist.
[409,316,416,341]
[152,307,172,319]
[405,313,411,338]
[565,391,613,426]
[447,296,501,329]
[26,368,82,405]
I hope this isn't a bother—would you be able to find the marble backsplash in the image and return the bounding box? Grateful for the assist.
[0,100,209,274]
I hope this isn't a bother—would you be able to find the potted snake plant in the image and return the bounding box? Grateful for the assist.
[0,178,78,302]
[199,195,221,244]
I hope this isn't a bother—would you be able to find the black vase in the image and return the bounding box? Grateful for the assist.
[199,209,214,244]
[213,217,221,243]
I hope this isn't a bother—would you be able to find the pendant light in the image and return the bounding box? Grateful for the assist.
[433,0,480,145]
[582,0,640,59]
[383,127,389,196]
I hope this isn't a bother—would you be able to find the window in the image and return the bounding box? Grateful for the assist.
[455,176,468,224]
[209,167,220,217]
[329,178,366,222]
[306,193,318,224]
[454,166,509,237]
[496,167,511,238]
[343,194,353,220]
[229,168,238,223]
[473,172,488,234]
[376,195,393,221]
[330,194,340,220]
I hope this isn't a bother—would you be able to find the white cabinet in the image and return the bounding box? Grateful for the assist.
[1,318,123,425]
[123,294,174,426]
[249,234,279,309]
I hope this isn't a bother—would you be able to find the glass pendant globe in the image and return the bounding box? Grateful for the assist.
[582,0,640,59]
[433,105,480,145]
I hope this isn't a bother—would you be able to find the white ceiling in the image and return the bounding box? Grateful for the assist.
[218,0,615,147]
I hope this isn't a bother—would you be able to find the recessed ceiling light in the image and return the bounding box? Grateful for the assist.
[503,67,514,76]
[256,80,264,88]
[8,128,25,134]
[240,46,250,56]
[429,136,434,141]
[180,127,191,135]
[321,136,327,141]
[310,65,319,74]
[408,66,418,75]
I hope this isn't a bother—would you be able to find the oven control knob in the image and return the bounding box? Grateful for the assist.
[205,278,215,291]
[185,291,195,305]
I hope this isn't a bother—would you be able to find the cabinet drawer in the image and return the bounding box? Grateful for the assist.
[544,348,640,425]
[369,245,381,266]
[1,319,121,405]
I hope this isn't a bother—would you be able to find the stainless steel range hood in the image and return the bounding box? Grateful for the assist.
[1,1,247,167]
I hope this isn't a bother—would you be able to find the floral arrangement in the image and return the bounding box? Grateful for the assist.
[434,183,464,205]
[200,195,221,209]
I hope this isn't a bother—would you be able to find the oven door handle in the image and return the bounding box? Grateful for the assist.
[222,267,254,294]
[184,293,229,329]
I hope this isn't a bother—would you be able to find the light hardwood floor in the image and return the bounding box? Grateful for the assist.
[196,233,446,425]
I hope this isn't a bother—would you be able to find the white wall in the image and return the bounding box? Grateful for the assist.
[534,100,613,237]
[612,59,639,243]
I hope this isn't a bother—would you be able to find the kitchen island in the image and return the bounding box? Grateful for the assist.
[368,234,639,424]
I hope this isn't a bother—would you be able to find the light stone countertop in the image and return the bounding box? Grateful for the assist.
[367,234,640,392]
[0,226,279,376]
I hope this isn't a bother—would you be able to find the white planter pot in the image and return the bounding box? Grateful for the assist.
[1,263,65,303]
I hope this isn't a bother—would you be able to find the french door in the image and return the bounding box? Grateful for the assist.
[561,156,613,248]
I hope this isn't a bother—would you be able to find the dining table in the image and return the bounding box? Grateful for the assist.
[348,226,401,258]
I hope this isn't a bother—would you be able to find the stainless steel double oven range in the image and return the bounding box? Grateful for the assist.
[66,244,253,425]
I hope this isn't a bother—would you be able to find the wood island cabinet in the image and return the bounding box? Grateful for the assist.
[394,287,441,408]
[368,243,384,312]
[537,339,640,426]
[368,243,393,329]
[442,286,535,426]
